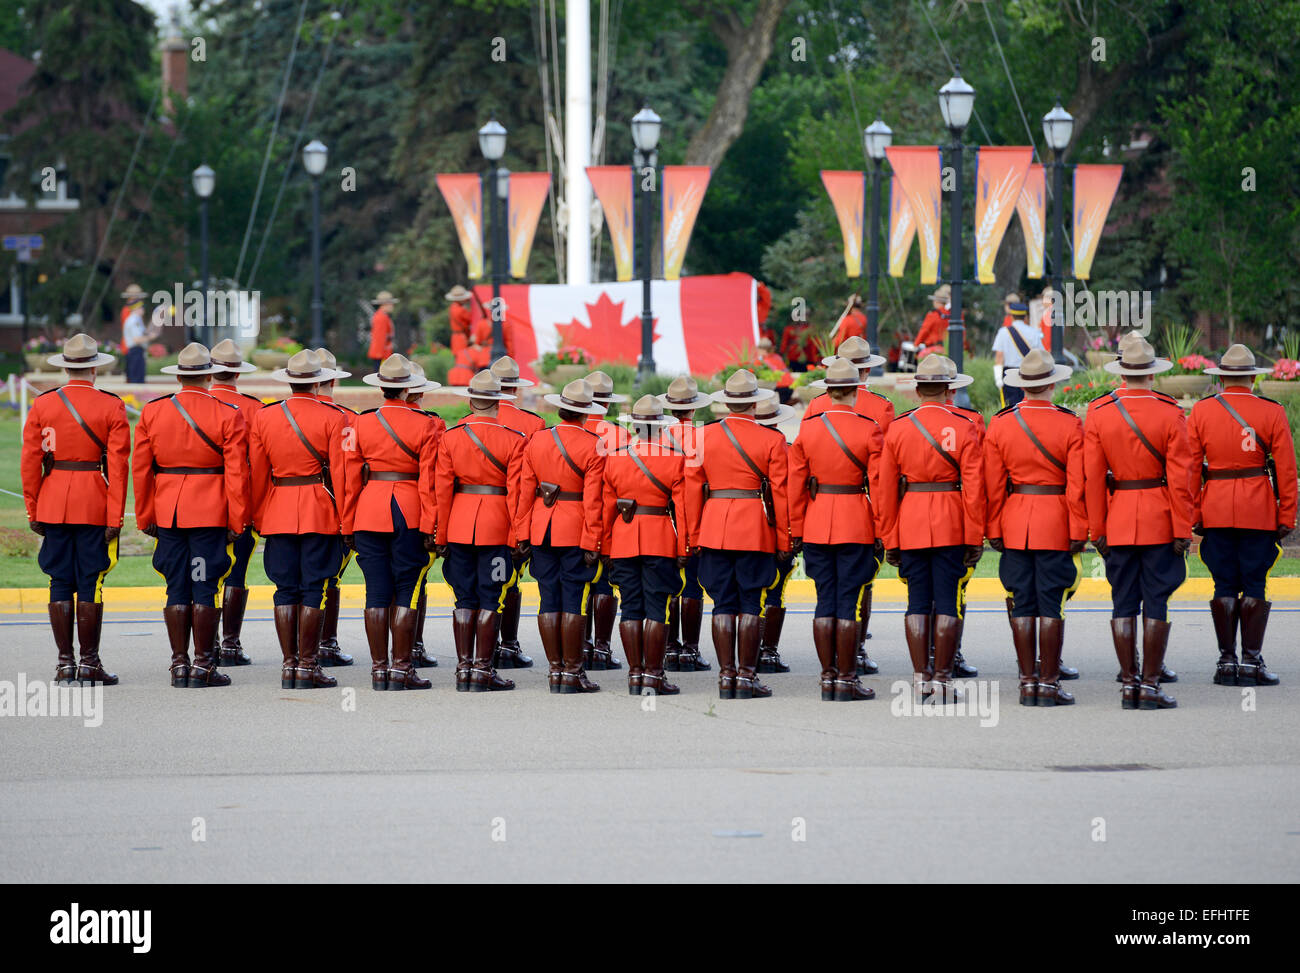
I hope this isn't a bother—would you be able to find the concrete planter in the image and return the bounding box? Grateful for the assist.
[252,350,291,371]
[1154,374,1211,399]
[1258,380,1300,399]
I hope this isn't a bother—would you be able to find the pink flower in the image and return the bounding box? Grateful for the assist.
[1272,358,1300,381]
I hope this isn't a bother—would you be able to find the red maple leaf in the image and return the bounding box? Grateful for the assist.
[554,292,659,366]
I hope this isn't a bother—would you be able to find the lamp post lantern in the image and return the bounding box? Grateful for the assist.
[192,164,215,344]
[631,104,661,378]
[938,68,975,407]
[1042,98,1074,363]
[478,117,510,362]
[302,140,328,348]
[863,117,891,375]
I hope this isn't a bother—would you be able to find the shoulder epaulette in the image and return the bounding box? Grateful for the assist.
[699,417,721,427]
[896,406,918,419]
[992,403,1016,418]
[92,388,122,400]
[1086,389,1116,404]
[866,388,891,401]
[359,407,378,415]
[1257,395,1282,406]
[1093,396,1119,412]
[217,399,239,410]
[1051,403,1078,417]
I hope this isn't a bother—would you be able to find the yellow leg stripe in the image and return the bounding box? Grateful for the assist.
[335,548,354,582]
[410,552,436,610]
[581,559,603,616]
[214,540,237,608]
[1061,553,1084,616]
[1265,543,1283,602]
[93,536,120,605]
[497,566,520,613]
[854,583,868,623]
[665,566,687,625]
[956,563,976,621]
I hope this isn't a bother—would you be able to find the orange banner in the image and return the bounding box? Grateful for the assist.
[974,147,1033,284]
[884,147,942,285]
[587,166,636,281]
[1014,165,1046,279]
[436,173,484,280]
[1072,164,1123,279]
[820,170,864,277]
[507,172,551,279]
[661,166,711,281]
[888,174,915,278]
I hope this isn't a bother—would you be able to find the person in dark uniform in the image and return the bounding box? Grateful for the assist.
[1084,341,1195,710]
[20,334,131,686]
[983,349,1087,707]
[404,359,446,670]
[208,339,263,667]
[433,370,527,692]
[582,370,628,672]
[659,376,711,674]
[755,392,798,675]
[684,370,791,699]
[312,347,357,669]
[514,378,607,693]
[249,350,349,690]
[133,343,250,687]
[1190,344,1297,686]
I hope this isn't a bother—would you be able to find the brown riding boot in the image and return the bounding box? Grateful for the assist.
[75,600,117,685]
[834,618,874,701]
[856,586,878,675]
[317,585,354,667]
[931,614,964,703]
[1009,615,1038,706]
[452,608,475,692]
[294,606,337,689]
[1209,597,1240,685]
[388,606,432,690]
[813,616,837,701]
[641,619,679,695]
[1036,617,1074,707]
[364,606,390,690]
[1238,597,1279,686]
[49,601,77,684]
[665,596,682,671]
[952,614,978,678]
[188,604,230,686]
[734,613,771,699]
[274,605,299,689]
[558,611,598,694]
[494,583,533,669]
[469,609,515,692]
[757,605,790,673]
[218,586,251,666]
[1139,617,1177,709]
[589,593,621,671]
[1111,616,1140,709]
[537,612,564,693]
[713,613,738,698]
[164,604,193,688]
[410,585,437,668]
[904,613,932,700]
[678,597,709,671]
[619,619,644,695]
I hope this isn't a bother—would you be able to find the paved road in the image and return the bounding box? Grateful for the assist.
[2,602,1297,882]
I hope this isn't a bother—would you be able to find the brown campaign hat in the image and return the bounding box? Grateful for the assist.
[909,353,973,390]
[657,375,709,411]
[490,355,534,389]
[161,342,225,376]
[371,290,400,306]
[821,335,885,369]
[363,353,428,389]
[584,370,628,404]
[710,368,776,405]
[445,285,473,302]
[120,283,147,303]
[543,378,604,415]
[808,356,864,390]
[270,348,344,384]
[617,393,677,427]
[754,395,796,427]
[927,283,951,304]
[405,359,442,394]
[209,338,258,374]
[450,368,517,401]
[1003,347,1073,388]
[313,347,352,380]
[1204,343,1271,377]
[47,333,116,369]
[1103,339,1173,376]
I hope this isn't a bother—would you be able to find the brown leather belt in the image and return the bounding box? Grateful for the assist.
[1111,477,1165,491]
[1010,483,1066,495]
[50,460,102,472]
[155,464,223,475]
[455,484,508,496]
[631,505,671,516]
[708,488,761,499]
[903,481,960,493]
[368,471,418,481]
[536,486,583,501]
[1204,467,1268,481]
[273,473,326,487]
[814,483,865,495]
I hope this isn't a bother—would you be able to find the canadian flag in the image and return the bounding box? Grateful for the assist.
[471,273,759,381]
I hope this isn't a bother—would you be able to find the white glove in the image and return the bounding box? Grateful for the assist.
[994,364,1004,388]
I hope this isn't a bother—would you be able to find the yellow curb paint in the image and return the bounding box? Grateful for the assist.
[3,577,1299,613]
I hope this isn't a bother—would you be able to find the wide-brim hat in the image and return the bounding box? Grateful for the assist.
[1103,341,1174,376]
[928,284,951,304]
[120,283,147,302]
[617,394,677,427]
[658,376,709,411]
[445,285,473,302]
[450,368,517,400]
[47,333,115,369]
[544,378,606,415]
[1003,349,1073,388]
[371,290,400,306]
[490,355,535,388]
[711,369,776,405]
[161,341,226,376]
[209,338,258,374]
[808,356,865,391]
[313,347,351,380]
[584,370,628,404]
[755,401,796,426]
[1204,343,1270,377]
[905,354,973,390]
[271,349,343,384]
[363,354,428,388]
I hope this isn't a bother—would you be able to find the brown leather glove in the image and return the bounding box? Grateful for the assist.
[1093,536,1109,558]
[963,545,983,568]
[140,523,158,539]
[105,526,121,543]
[988,537,1005,553]
[1068,539,1086,554]
[885,547,901,567]
[1172,537,1191,556]
[582,548,599,566]
[29,521,45,536]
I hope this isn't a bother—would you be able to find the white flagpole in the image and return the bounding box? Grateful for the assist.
[565,0,592,285]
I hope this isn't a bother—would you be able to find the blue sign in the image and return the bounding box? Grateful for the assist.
[3,235,44,251]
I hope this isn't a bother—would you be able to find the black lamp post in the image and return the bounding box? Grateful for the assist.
[863,117,892,376]
[631,104,662,379]
[478,117,510,363]
[938,67,975,407]
[302,139,327,348]
[1042,99,1075,363]
[192,164,215,345]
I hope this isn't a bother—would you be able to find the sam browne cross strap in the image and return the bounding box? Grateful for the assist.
[536,426,586,506]
[900,410,962,496]
[153,396,225,476]
[716,419,776,525]
[274,402,338,513]
[362,408,420,484]
[454,423,508,496]
[1203,394,1277,500]
[1106,396,1167,492]
[809,413,870,497]
[1007,406,1067,495]
[50,388,110,483]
